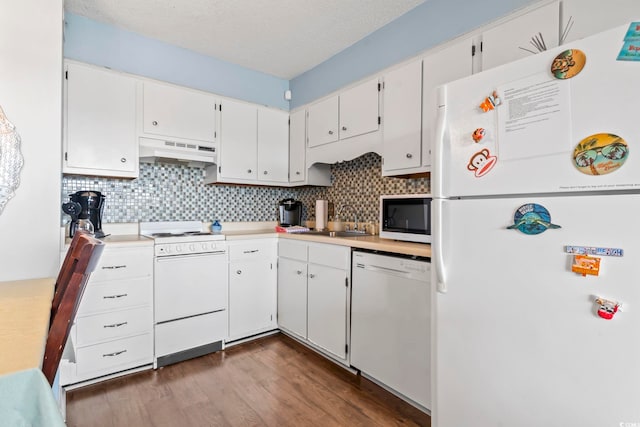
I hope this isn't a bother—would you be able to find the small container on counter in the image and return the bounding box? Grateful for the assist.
[211,220,222,232]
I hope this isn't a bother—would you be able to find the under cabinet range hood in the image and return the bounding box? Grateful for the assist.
[139,137,216,168]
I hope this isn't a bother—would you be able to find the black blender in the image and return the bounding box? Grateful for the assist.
[62,190,106,238]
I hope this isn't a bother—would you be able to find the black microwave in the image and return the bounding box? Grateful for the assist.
[379,194,431,243]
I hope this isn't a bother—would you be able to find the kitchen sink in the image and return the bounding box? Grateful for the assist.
[304,230,369,238]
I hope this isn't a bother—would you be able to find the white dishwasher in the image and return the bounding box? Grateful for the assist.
[350,250,430,411]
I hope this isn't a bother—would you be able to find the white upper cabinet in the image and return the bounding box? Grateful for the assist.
[307,77,380,148]
[382,60,423,175]
[212,100,289,185]
[422,36,475,169]
[141,81,217,143]
[257,107,289,183]
[339,77,380,140]
[480,1,559,71]
[64,61,138,178]
[307,96,339,148]
[289,109,306,183]
[218,99,258,181]
[560,0,638,43]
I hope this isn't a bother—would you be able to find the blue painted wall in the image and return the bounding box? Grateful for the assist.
[64,13,290,110]
[290,0,537,108]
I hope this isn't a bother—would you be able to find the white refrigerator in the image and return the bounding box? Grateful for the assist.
[432,23,640,426]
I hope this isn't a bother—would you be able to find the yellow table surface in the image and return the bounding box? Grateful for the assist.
[0,277,56,376]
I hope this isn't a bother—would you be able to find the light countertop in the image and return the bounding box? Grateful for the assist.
[67,224,430,258]
[0,277,56,375]
[279,232,430,258]
[222,228,430,258]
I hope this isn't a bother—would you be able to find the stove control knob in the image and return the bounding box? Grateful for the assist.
[189,244,196,252]
[201,243,208,251]
[164,246,171,254]
[175,245,182,253]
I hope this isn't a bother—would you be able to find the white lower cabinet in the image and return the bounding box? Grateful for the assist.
[227,239,278,342]
[277,239,351,364]
[307,263,348,360]
[60,241,154,386]
[277,256,308,338]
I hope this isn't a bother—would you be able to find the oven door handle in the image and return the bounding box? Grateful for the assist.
[155,251,226,261]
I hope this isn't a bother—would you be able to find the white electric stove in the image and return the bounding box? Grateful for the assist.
[140,221,228,368]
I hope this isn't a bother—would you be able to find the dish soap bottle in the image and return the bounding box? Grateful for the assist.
[211,220,222,233]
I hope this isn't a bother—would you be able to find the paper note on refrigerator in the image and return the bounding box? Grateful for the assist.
[497,73,571,161]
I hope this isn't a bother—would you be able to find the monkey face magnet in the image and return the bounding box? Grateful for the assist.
[506,203,561,235]
[467,148,497,178]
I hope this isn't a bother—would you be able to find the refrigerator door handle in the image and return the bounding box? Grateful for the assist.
[432,85,447,199]
[433,198,447,293]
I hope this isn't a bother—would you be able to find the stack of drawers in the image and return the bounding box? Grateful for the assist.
[60,239,154,386]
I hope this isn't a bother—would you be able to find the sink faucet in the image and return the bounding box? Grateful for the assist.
[338,204,356,230]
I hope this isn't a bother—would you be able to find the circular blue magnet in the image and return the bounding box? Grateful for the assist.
[506,203,561,235]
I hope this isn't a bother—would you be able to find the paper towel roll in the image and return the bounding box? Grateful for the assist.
[316,200,328,231]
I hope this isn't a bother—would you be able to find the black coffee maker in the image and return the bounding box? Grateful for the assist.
[62,190,106,238]
[278,198,302,226]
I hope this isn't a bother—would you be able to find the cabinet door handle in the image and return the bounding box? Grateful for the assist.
[103,350,127,357]
[103,322,128,328]
[247,169,252,174]
[342,126,347,131]
[243,249,259,254]
[236,270,242,275]
[406,153,413,159]
[102,265,127,270]
[328,130,334,135]
[152,121,158,126]
[295,171,301,175]
[103,293,128,299]
[296,270,303,275]
[121,157,127,163]
[309,273,315,278]
[263,170,268,175]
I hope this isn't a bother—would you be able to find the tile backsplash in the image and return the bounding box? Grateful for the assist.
[296,153,429,222]
[61,153,429,225]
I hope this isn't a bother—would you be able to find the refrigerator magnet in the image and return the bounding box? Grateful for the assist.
[573,133,628,176]
[472,128,486,143]
[506,203,561,235]
[571,254,601,277]
[551,49,586,79]
[479,90,501,112]
[467,149,497,178]
[594,297,621,320]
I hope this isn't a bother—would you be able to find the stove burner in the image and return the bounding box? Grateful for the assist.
[152,232,185,237]
[184,231,213,236]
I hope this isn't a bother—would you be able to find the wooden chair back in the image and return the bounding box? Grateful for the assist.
[42,232,105,385]
[50,232,83,324]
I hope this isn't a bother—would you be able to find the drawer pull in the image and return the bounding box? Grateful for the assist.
[103,293,128,299]
[296,270,303,275]
[102,265,127,270]
[103,322,128,329]
[309,273,315,279]
[103,350,127,357]
[243,249,259,254]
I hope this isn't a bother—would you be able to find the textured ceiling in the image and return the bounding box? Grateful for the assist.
[64,0,426,79]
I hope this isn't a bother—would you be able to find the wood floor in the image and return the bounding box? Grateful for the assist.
[66,333,431,427]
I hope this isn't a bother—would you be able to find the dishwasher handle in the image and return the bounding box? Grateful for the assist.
[358,263,412,278]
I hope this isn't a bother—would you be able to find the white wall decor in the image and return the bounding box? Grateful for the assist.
[0,105,24,215]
